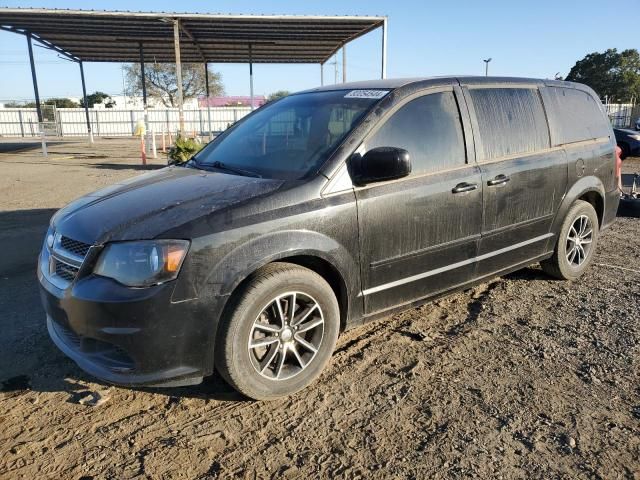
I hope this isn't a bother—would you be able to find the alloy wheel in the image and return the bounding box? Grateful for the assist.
[566,214,593,267]
[248,291,324,381]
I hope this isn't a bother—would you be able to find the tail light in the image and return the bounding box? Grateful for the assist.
[615,145,622,189]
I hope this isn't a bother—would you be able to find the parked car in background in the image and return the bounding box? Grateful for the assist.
[635,117,640,131]
[614,127,640,159]
[39,77,620,399]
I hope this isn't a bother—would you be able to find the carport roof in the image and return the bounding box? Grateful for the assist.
[0,8,385,64]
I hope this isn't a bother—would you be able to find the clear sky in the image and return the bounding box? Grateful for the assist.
[1,0,638,102]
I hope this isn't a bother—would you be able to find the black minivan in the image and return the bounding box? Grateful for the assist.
[39,77,620,399]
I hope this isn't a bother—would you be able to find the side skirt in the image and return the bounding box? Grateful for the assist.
[351,251,554,327]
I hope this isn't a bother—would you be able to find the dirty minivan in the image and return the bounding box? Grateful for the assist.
[39,77,620,399]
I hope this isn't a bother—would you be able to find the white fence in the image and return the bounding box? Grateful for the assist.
[0,106,252,138]
[1,102,638,139]
[603,103,637,128]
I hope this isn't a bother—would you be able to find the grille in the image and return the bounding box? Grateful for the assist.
[54,260,80,282]
[60,236,92,258]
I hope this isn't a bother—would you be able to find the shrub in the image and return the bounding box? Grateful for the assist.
[168,136,203,164]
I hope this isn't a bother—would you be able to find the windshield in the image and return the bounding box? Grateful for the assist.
[192,90,386,179]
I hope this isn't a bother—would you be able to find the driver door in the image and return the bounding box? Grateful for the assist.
[355,88,483,314]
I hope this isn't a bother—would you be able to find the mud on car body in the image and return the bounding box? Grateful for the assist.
[39,77,620,399]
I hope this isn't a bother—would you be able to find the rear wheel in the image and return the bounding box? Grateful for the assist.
[541,200,599,280]
[215,263,340,400]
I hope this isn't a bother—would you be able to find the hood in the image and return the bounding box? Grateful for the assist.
[52,166,285,244]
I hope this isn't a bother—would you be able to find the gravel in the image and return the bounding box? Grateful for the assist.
[0,138,638,479]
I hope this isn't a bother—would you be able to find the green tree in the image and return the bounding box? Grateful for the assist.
[267,90,291,102]
[4,99,79,108]
[80,91,114,108]
[44,98,80,108]
[566,49,640,102]
[124,63,224,107]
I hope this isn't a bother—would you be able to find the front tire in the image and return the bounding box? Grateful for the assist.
[215,262,340,400]
[541,200,599,280]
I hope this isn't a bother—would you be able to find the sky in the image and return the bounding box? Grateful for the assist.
[1,0,639,103]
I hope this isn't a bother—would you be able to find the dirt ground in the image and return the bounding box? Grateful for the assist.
[0,138,639,479]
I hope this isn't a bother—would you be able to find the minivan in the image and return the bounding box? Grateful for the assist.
[39,77,620,399]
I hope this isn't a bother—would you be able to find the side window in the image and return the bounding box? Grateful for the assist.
[542,87,611,145]
[366,92,466,175]
[469,88,550,161]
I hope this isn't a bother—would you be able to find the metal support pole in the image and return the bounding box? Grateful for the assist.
[342,45,347,83]
[26,32,46,157]
[79,61,94,143]
[205,63,213,140]
[18,110,25,138]
[249,44,255,111]
[26,33,42,124]
[139,42,149,155]
[381,18,388,80]
[173,19,185,135]
[139,43,148,115]
[320,62,324,86]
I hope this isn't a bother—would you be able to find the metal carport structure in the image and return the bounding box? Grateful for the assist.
[0,8,387,148]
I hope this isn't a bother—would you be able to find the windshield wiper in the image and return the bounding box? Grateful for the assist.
[209,161,263,178]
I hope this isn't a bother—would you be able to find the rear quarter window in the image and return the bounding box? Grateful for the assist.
[541,86,611,146]
[468,87,550,161]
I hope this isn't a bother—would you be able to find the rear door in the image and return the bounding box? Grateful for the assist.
[355,87,483,314]
[462,85,568,275]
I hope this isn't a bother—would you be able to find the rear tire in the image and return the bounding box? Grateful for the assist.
[215,262,339,400]
[541,200,599,280]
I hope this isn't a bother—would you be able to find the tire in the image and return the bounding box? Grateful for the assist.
[618,142,630,160]
[541,200,599,280]
[215,262,340,400]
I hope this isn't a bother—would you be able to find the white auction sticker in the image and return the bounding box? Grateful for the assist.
[344,90,389,99]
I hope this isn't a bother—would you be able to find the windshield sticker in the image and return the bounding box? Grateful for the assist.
[344,90,389,99]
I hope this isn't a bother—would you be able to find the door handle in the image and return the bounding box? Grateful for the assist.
[452,182,478,194]
[487,174,510,186]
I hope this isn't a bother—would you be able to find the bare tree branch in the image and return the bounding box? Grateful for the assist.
[124,63,224,107]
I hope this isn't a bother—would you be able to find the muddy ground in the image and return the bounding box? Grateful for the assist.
[0,138,639,479]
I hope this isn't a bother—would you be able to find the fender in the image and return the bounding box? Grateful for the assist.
[203,229,362,319]
[545,175,605,252]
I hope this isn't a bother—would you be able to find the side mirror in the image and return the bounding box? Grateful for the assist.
[348,147,411,186]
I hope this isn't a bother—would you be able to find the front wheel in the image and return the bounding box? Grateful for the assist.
[541,200,599,280]
[215,263,340,400]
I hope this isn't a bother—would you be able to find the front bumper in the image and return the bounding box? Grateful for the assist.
[39,264,224,387]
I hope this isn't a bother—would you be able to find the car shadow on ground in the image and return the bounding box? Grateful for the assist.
[617,199,640,218]
[0,141,66,154]
[0,158,164,171]
[91,163,165,171]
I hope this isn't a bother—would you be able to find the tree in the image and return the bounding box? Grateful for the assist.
[566,49,640,102]
[124,63,224,107]
[80,91,114,108]
[45,98,80,108]
[4,99,78,108]
[267,90,291,102]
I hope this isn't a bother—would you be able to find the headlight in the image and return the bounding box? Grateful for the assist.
[94,240,190,287]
